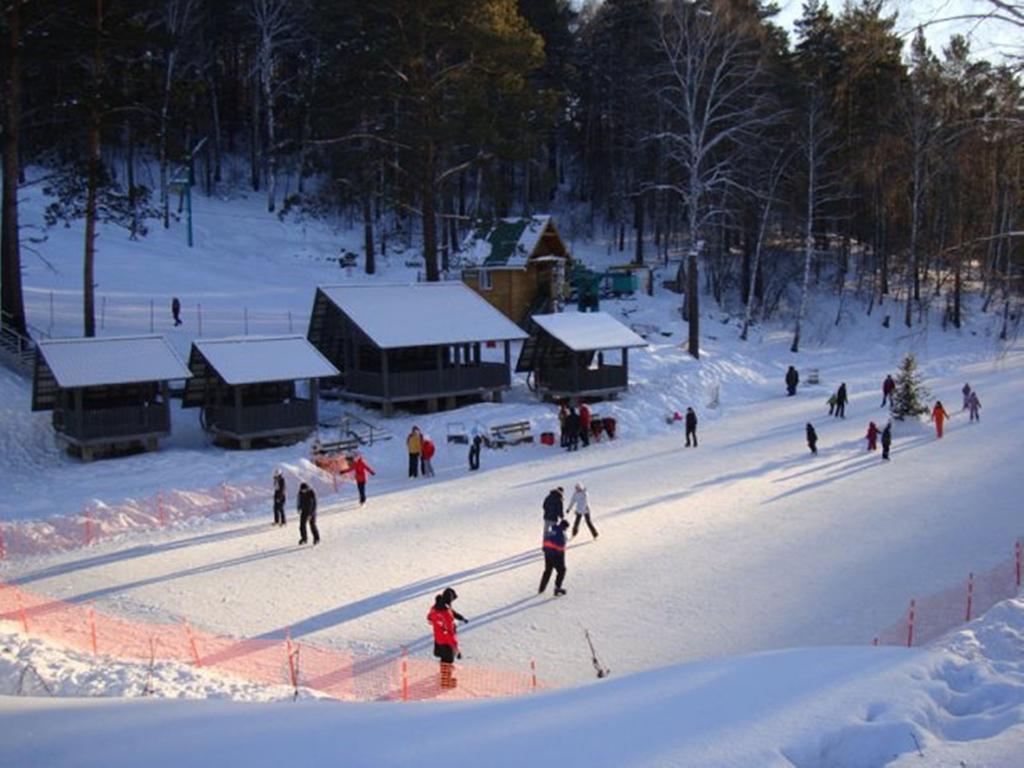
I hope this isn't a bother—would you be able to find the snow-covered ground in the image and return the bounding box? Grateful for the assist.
[3,183,1023,765]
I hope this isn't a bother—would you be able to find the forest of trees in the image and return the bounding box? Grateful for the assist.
[0,0,1021,355]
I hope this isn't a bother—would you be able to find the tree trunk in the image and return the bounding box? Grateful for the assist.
[687,248,699,359]
[0,0,26,335]
[792,133,816,354]
[159,48,176,229]
[422,142,439,282]
[124,117,138,240]
[633,192,644,265]
[249,81,260,192]
[261,43,276,213]
[208,66,222,189]
[83,0,103,338]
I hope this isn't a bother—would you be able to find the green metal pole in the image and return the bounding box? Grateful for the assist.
[186,181,193,248]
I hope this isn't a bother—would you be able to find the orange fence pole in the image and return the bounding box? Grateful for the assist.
[401,647,409,702]
[16,591,29,634]
[184,621,202,667]
[286,629,298,690]
[88,605,98,656]
[530,659,537,692]
[0,521,6,559]
[157,491,166,527]
[84,509,93,547]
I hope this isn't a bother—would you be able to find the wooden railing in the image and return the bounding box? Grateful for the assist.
[538,365,627,393]
[54,403,171,441]
[345,362,509,399]
[205,400,315,435]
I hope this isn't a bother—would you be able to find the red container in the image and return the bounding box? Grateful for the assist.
[540,432,555,446]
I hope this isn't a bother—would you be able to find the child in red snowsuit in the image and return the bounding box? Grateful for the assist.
[931,401,950,439]
[865,422,878,451]
[427,594,460,689]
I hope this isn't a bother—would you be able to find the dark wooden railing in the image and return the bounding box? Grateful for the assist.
[538,365,627,393]
[205,400,316,435]
[345,362,509,399]
[54,403,171,441]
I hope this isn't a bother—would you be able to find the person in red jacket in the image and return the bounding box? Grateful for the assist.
[427,593,460,689]
[342,452,376,506]
[865,421,878,451]
[578,403,592,447]
[421,436,436,477]
[931,400,950,439]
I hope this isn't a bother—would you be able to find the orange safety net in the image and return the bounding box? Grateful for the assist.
[0,582,547,702]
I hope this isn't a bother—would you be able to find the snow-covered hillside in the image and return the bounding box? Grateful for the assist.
[2,185,1023,766]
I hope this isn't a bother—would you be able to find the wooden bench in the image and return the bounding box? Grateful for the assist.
[490,420,533,447]
[311,437,358,473]
[806,368,820,385]
[447,421,468,444]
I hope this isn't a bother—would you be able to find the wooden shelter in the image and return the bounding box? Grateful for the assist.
[32,335,191,461]
[516,311,647,400]
[307,283,527,415]
[182,336,338,448]
[461,215,571,326]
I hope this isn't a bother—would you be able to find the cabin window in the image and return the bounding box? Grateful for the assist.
[479,270,492,290]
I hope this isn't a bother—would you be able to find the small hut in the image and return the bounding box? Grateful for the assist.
[461,215,571,325]
[182,336,338,448]
[516,311,647,400]
[307,283,526,415]
[32,335,191,460]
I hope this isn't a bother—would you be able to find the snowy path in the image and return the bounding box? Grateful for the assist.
[3,349,1023,686]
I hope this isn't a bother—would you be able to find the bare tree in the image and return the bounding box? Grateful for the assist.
[156,0,196,229]
[740,148,790,341]
[0,0,26,335]
[249,0,305,213]
[653,0,775,358]
[792,87,841,353]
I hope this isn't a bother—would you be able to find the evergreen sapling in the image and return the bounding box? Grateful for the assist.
[890,354,930,420]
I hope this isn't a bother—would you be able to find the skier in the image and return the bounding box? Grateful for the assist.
[806,423,818,455]
[567,482,598,540]
[342,452,375,505]
[406,426,422,478]
[542,486,565,531]
[564,407,581,452]
[881,421,892,461]
[684,407,698,447]
[297,482,319,546]
[427,594,460,689]
[421,435,436,477]
[272,469,286,526]
[967,390,981,422]
[171,296,182,327]
[538,519,569,596]
[468,432,482,471]
[827,393,837,416]
[579,403,592,447]
[881,374,895,407]
[962,383,972,411]
[930,400,950,439]
[785,365,799,396]
[865,421,878,451]
[835,383,849,419]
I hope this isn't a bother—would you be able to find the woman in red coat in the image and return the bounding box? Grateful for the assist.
[421,437,436,477]
[865,421,878,451]
[343,453,376,505]
[427,594,459,689]
[931,401,950,439]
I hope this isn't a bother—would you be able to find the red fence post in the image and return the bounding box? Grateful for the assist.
[157,491,166,527]
[965,572,974,623]
[906,599,916,648]
[0,521,6,560]
[530,659,537,692]
[286,629,298,690]
[88,605,98,656]
[184,621,202,667]
[16,591,29,634]
[401,647,409,702]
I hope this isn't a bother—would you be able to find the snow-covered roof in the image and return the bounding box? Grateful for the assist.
[532,311,648,352]
[317,283,527,348]
[192,336,338,385]
[37,335,191,388]
[463,215,567,268]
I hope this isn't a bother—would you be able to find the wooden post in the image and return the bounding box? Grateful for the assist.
[221,482,230,513]
[156,491,165,526]
[965,572,974,623]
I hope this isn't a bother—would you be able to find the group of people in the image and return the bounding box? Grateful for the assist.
[271,470,322,544]
[826,383,849,418]
[558,403,593,451]
[405,426,437,478]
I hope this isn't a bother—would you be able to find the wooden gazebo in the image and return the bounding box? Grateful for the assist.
[32,335,191,461]
[308,283,527,415]
[516,311,647,400]
[182,336,338,448]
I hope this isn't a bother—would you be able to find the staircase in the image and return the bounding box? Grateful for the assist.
[0,312,38,377]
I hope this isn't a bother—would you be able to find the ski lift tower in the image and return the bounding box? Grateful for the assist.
[169,137,207,249]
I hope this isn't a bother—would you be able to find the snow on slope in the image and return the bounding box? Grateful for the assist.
[2,597,1023,767]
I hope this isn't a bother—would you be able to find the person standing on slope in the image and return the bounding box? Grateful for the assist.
[579,403,592,447]
[427,594,460,689]
[865,421,878,451]
[931,400,950,439]
[468,431,482,471]
[685,407,698,447]
[567,482,599,540]
[272,469,286,526]
[406,426,422,478]
[543,487,565,532]
[881,374,895,408]
[881,421,893,461]
[342,452,376,506]
[171,296,183,327]
[806,423,818,455]
[539,520,569,596]
[297,482,319,546]
[421,435,436,477]
[962,383,972,411]
[834,382,849,419]
[785,365,799,396]
[564,407,581,452]
[441,587,469,624]
[967,390,981,422]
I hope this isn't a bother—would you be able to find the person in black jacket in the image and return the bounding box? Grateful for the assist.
[806,423,818,455]
[785,366,799,396]
[542,487,565,531]
[272,469,286,526]
[468,433,482,471]
[539,520,569,596]
[835,382,849,419]
[685,407,698,447]
[564,407,581,452]
[881,421,892,461]
[297,482,319,545]
[441,587,469,624]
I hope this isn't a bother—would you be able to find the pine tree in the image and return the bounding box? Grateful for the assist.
[890,354,930,420]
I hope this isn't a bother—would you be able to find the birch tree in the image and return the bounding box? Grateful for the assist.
[653,0,775,359]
